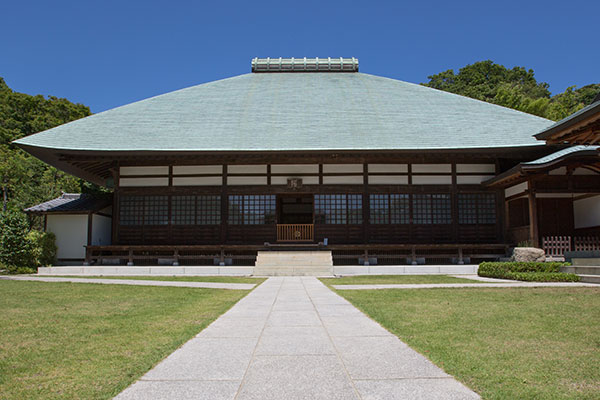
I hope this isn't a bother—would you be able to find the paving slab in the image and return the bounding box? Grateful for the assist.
[354,378,481,400]
[142,337,258,381]
[255,326,335,355]
[114,276,479,399]
[115,380,241,400]
[236,355,358,400]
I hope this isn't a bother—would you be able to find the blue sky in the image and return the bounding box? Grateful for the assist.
[2,0,598,113]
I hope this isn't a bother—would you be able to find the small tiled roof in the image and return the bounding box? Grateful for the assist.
[25,193,112,214]
[14,71,553,152]
[522,145,600,166]
[484,145,600,187]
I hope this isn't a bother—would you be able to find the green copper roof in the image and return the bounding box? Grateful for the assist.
[523,145,599,165]
[14,72,554,152]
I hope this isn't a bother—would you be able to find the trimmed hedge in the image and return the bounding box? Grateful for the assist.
[478,262,579,282]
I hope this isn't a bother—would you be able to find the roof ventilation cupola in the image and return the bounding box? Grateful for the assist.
[251,57,358,73]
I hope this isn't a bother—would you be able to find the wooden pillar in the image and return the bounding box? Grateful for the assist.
[362,163,369,244]
[87,213,93,246]
[450,163,458,243]
[527,188,539,247]
[111,166,120,245]
[220,164,228,244]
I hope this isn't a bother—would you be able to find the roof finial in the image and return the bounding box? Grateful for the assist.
[251,57,359,73]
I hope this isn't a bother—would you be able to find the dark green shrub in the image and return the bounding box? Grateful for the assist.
[478,262,578,282]
[505,272,580,282]
[1,265,37,274]
[0,211,33,269]
[26,230,57,267]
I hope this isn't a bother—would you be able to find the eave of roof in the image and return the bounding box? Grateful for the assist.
[25,193,112,214]
[483,145,600,187]
[534,101,600,141]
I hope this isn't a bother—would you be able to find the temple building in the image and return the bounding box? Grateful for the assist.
[16,58,600,267]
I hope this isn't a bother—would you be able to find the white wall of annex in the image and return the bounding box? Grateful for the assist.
[46,215,88,260]
[574,195,600,229]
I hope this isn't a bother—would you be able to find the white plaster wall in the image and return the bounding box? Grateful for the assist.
[574,195,600,229]
[92,214,112,246]
[46,215,87,260]
[549,167,567,175]
[323,164,363,173]
[412,164,451,173]
[505,182,528,198]
[173,165,222,174]
[322,176,364,184]
[227,176,268,185]
[456,175,495,184]
[573,167,598,175]
[271,176,319,185]
[120,166,169,175]
[368,175,409,185]
[119,177,169,187]
[368,164,408,173]
[271,164,319,174]
[456,164,496,173]
[228,165,267,174]
[412,175,452,185]
[173,177,222,186]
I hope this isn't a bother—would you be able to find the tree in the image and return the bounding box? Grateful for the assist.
[422,61,600,121]
[0,76,98,211]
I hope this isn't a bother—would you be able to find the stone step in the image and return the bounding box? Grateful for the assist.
[253,266,333,277]
[255,251,333,267]
[571,258,600,266]
[578,275,600,284]
[561,266,600,275]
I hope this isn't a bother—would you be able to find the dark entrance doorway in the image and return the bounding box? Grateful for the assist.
[278,195,314,224]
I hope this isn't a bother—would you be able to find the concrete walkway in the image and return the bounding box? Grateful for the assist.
[115,277,478,400]
[332,281,598,290]
[0,275,256,290]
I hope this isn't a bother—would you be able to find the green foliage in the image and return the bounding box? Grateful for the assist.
[506,272,580,282]
[478,261,579,282]
[423,61,600,121]
[0,210,57,273]
[0,210,33,269]
[0,76,104,213]
[26,230,57,267]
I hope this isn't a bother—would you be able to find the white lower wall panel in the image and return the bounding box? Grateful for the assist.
[119,177,168,187]
[368,175,409,185]
[271,176,319,185]
[323,176,364,184]
[574,195,600,229]
[412,175,452,185]
[173,176,222,186]
[46,215,88,260]
[227,176,268,185]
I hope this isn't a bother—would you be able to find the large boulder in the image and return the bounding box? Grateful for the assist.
[511,247,546,262]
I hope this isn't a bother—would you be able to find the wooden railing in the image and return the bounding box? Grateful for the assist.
[574,236,600,251]
[277,224,314,242]
[542,236,600,257]
[543,236,571,257]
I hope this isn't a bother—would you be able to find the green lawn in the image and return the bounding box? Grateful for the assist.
[320,274,483,285]
[335,287,600,399]
[0,280,251,400]
[54,275,265,284]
